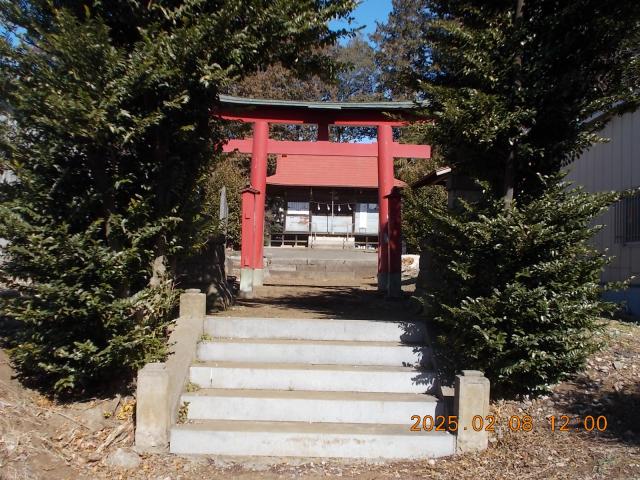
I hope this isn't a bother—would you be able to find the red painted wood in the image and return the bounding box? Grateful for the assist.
[217,108,411,126]
[388,143,432,159]
[250,121,269,270]
[223,139,431,159]
[240,188,257,269]
[377,124,394,281]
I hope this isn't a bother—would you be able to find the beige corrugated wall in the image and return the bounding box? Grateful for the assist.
[566,108,640,283]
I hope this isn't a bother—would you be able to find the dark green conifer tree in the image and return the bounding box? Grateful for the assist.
[0,0,354,395]
[378,0,640,396]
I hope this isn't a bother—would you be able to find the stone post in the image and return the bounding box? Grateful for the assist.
[454,370,491,453]
[179,288,206,318]
[135,363,170,450]
[136,289,206,452]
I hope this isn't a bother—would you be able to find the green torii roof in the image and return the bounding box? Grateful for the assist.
[218,94,423,112]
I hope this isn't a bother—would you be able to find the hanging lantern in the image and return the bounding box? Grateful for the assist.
[338,205,341,212]
[326,204,330,211]
[317,203,320,211]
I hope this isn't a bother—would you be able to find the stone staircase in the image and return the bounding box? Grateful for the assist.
[169,315,456,459]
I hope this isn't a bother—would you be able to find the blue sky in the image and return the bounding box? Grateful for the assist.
[1,1,393,47]
[330,0,393,43]
[2,1,393,46]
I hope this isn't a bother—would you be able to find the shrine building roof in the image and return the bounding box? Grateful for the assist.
[267,155,406,189]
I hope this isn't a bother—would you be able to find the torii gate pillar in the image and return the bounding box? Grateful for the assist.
[249,120,269,286]
[377,124,402,297]
[239,186,259,298]
[386,186,403,298]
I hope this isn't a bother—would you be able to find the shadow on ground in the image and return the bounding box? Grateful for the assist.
[556,376,640,446]
[235,283,423,322]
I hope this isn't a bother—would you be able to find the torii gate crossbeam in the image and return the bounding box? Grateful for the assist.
[223,139,431,158]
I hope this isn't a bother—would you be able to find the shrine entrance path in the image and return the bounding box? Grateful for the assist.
[221,274,419,321]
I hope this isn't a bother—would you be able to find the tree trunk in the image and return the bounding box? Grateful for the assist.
[88,150,131,297]
[503,0,525,208]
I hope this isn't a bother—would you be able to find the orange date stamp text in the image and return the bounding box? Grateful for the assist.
[409,414,608,432]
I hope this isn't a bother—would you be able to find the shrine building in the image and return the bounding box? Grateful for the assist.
[266,154,406,249]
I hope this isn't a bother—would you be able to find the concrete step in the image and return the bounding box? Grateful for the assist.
[266,270,360,280]
[189,362,437,394]
[229,256,378,280]
[283,262,375,271]
[228,257,377,267]
[182,388,444,424]
[204,316,426,343]
[229,259,376,267]
[170,420,455,458]
[229,269,368,281]
[197,338,430,367]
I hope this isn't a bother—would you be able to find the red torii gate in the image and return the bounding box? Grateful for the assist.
[215,95,431,298]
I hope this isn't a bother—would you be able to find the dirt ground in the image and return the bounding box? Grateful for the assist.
[1,278,640,479]
[224,276,420,320]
